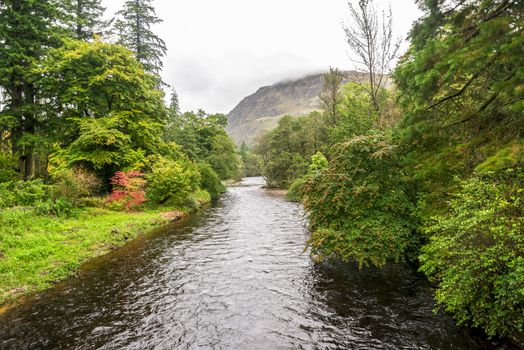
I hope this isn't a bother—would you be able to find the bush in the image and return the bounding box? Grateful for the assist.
[146,158,200,206]
[419,169,524,337]
[286,177,306,202]
[303,133,418,268]
[0,180,51,208]
[107,171,147,211]
[34,198,75,217]
[198,162,225,200]
[0,152,18,183]
[51,167,101,204]
[192,188,211,205]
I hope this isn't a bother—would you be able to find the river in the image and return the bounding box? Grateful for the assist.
[0,177,490,349]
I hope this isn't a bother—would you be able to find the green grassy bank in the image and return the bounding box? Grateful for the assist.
[0,206,190,306]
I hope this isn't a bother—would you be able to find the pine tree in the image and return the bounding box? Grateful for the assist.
[114,0,167,75]
[169,89,180,117]
[0,0,66,178]
[67,0,110,40]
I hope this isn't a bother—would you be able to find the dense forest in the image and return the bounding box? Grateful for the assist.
[256,0,523,341]
[0,0,244,303]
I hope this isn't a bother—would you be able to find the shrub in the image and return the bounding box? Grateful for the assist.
[0,152,18,183]
[0,180,51,208]
[146,159,200,206]
[51,167,101,204]
[286,177,306,202]
[34,198,75,217]
[303,133,418,268]
[107,171,147,211]
[198,162,225,200]
[419,168,524,337]
[193,188,211,205]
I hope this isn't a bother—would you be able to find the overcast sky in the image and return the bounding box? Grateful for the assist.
[102,0,423,114]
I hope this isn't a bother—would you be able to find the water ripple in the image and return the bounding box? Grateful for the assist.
[0,177,485,349]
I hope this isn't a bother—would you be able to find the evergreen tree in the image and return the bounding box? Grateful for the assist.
[67,0,110,40]
[114,0,167,75]
[0,0,65,179]
[169,89,180,117]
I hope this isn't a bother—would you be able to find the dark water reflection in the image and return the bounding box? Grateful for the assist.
[0,177,490,349]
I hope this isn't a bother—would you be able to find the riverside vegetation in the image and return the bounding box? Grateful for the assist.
[256,0,523,343]
[0,1,247,304]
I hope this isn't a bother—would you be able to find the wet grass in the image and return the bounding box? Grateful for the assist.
[0,207,170,305]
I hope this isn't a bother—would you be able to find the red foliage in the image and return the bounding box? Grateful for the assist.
[107,171,147,210]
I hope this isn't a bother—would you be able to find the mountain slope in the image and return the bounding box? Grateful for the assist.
[226,73,326,145]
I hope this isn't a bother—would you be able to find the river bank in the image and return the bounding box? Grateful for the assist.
[0,204,204,307]
[0,177,500,349]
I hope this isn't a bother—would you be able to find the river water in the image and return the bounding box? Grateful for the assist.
[0,177,489,349]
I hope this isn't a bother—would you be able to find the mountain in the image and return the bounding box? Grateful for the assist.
[226,73,326,146]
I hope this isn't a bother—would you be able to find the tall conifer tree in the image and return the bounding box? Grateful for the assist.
[0,0,65,178]
[67,0,110,40]
[114,0,167,75]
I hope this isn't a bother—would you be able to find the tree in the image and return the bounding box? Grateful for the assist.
[206,134,242,181]
[169,89,181,117]
[344,0,400,114]
[303,133,418,268]
[319,67,345,126]
[163,110,242,181]
[114,0,167,75]
[394,0,524,202]
[419,169,524,337]
[67,0,110,40]
[41,39,167,181]
[0,0,65,179]
[255,113,329,187]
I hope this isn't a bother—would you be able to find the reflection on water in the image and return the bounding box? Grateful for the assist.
[0,177,489,349]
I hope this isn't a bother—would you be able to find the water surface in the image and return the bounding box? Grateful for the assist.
[0,177,486,349]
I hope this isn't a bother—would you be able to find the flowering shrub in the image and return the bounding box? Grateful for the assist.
[107,171,146,211]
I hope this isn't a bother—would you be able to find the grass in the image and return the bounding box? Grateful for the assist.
[0,207,172,305]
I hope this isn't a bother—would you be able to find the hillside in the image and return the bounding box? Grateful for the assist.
[226,73,325,145]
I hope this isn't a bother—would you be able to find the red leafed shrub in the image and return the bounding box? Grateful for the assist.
[107,171,147,210]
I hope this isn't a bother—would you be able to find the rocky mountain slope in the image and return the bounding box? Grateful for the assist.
[226,73,326,145]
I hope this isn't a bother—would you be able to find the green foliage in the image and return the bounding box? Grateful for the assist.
[64,114,147,173]
[206,134,243,181]
[419,169,524,337]
[0,0,67,179]
[41,39,166,179]
[239,142,261,177]
[192,188,211,205]
[286,152,328,203]
[34,198,75,217]
[164,110,241,181]
[114,0,166,74]
[389,1,524,338]
[198,162,225,200]
[285,177,306,203]
[303,133,418,268]
[328,82,377,143]
[308,151,328,173]
[51,167,102,204]
[256,113,328,187]
[394,0,524,202]
[66,0,109,40]
[0,180,51,208]
[0,152,18,183]
[146,158,200,206]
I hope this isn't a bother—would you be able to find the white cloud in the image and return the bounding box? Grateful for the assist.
[103,0,423,113]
